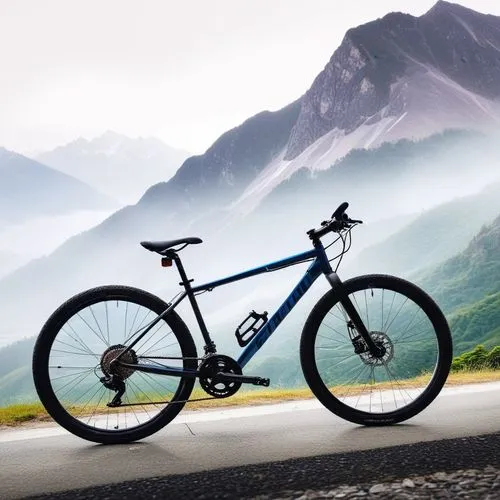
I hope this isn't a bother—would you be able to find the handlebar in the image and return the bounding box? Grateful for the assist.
[307,202,363,240]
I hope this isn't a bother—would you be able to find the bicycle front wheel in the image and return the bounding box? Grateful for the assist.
[300,274,452,425]
[33,285,198,444]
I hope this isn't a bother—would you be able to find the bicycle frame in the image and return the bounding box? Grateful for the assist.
[117,240,334,375]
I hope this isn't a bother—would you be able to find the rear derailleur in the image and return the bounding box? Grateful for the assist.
[100,374,126,407]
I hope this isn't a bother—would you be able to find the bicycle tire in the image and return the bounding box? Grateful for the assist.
[300,274,452,425]
[33,285,197,444]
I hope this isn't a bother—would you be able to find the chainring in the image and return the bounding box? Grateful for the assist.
[100,344,138,380]
[199,355,242,398]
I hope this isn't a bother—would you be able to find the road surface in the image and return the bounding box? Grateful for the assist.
[1,382,499,499]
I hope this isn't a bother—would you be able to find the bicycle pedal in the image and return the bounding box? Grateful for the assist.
[254,377,270,387]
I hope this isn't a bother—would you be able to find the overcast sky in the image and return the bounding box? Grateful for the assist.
[1,0,500,155]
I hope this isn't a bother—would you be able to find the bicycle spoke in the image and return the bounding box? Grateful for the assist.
[135,321,170,354]
[51,369,94,381]
[136,370,178,399]
[382,292,396,332]
[89,305,108,348]
[384,296,409,335]
[85,386,107,425]
[61,325,97,357]
[53,337,95,356]
[76,312,109,346]
[327,309,347,323]
[317,331,347,344]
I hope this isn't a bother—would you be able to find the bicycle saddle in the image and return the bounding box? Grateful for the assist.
[140,237,202,254]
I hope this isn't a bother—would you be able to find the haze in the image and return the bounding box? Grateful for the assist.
[1,0,500,155]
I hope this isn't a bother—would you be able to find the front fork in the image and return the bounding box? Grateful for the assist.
[326,273,382,357]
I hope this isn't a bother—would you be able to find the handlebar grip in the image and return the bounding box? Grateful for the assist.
[332,202,349,220]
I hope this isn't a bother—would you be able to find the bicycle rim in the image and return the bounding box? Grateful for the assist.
[40,290,193,434]
[306,276,450,419]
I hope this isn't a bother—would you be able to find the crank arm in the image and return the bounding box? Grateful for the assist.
[216,372,270,387]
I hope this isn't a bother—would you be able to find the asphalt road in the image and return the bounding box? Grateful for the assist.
[1,382,499,499]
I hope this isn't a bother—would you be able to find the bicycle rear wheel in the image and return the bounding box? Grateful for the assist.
[33,285,197,444]
[300,274,452,425]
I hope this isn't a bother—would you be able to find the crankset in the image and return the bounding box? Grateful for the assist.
[199,354,270,398]
[97,351,270,407]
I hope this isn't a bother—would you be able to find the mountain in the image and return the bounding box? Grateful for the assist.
[233,1,500,212]
[33,2,500,225]
[287,0,500,161]
[0,250,24,280]
[140,102,301,212]
[347,180,500,278]
[37,131,190,204]
[0,147,115,227]
[89,1,500,218]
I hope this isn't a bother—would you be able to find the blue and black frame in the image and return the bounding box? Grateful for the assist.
[115,238,336,377]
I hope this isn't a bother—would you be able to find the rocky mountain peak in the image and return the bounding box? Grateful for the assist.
[283,2,500,162]
[425,1,477,17]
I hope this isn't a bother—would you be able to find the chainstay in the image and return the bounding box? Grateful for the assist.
[111,396,217,407]
[114,355,234,406]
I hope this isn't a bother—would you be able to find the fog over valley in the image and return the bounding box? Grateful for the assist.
[1,1,500,404]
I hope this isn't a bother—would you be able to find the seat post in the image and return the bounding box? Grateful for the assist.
[172,253,216,354]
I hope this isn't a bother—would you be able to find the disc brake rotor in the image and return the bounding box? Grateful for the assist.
[359,332,394,366]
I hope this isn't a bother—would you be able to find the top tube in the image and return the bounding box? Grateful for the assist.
[191,246,328,293]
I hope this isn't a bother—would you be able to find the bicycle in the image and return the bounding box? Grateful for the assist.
[32,202,452,444]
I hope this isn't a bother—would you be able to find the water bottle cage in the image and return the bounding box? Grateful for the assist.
[235,310,268,347]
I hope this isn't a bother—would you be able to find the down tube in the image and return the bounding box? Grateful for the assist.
[237,259,323,368]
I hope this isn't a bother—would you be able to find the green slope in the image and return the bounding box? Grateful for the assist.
[419,213,500,313]
[349,183,500,277]
[415,214,500,355]
[448,293,500,352]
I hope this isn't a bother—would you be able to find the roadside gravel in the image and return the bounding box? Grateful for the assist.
[259,465,500,499]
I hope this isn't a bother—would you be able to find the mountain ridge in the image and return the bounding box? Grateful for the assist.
[139,100,302,211]
[0,147,115,226]
[37,131,190,204]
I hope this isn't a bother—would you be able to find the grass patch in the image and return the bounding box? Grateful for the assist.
[1,370,500,427]
[0,402,49,426]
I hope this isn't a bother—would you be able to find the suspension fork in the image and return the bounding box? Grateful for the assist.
[326,272,381,356]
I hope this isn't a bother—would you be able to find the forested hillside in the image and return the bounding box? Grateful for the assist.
[420,214,500,312]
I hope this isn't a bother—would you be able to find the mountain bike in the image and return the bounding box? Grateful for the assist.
[32,202,452,444]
